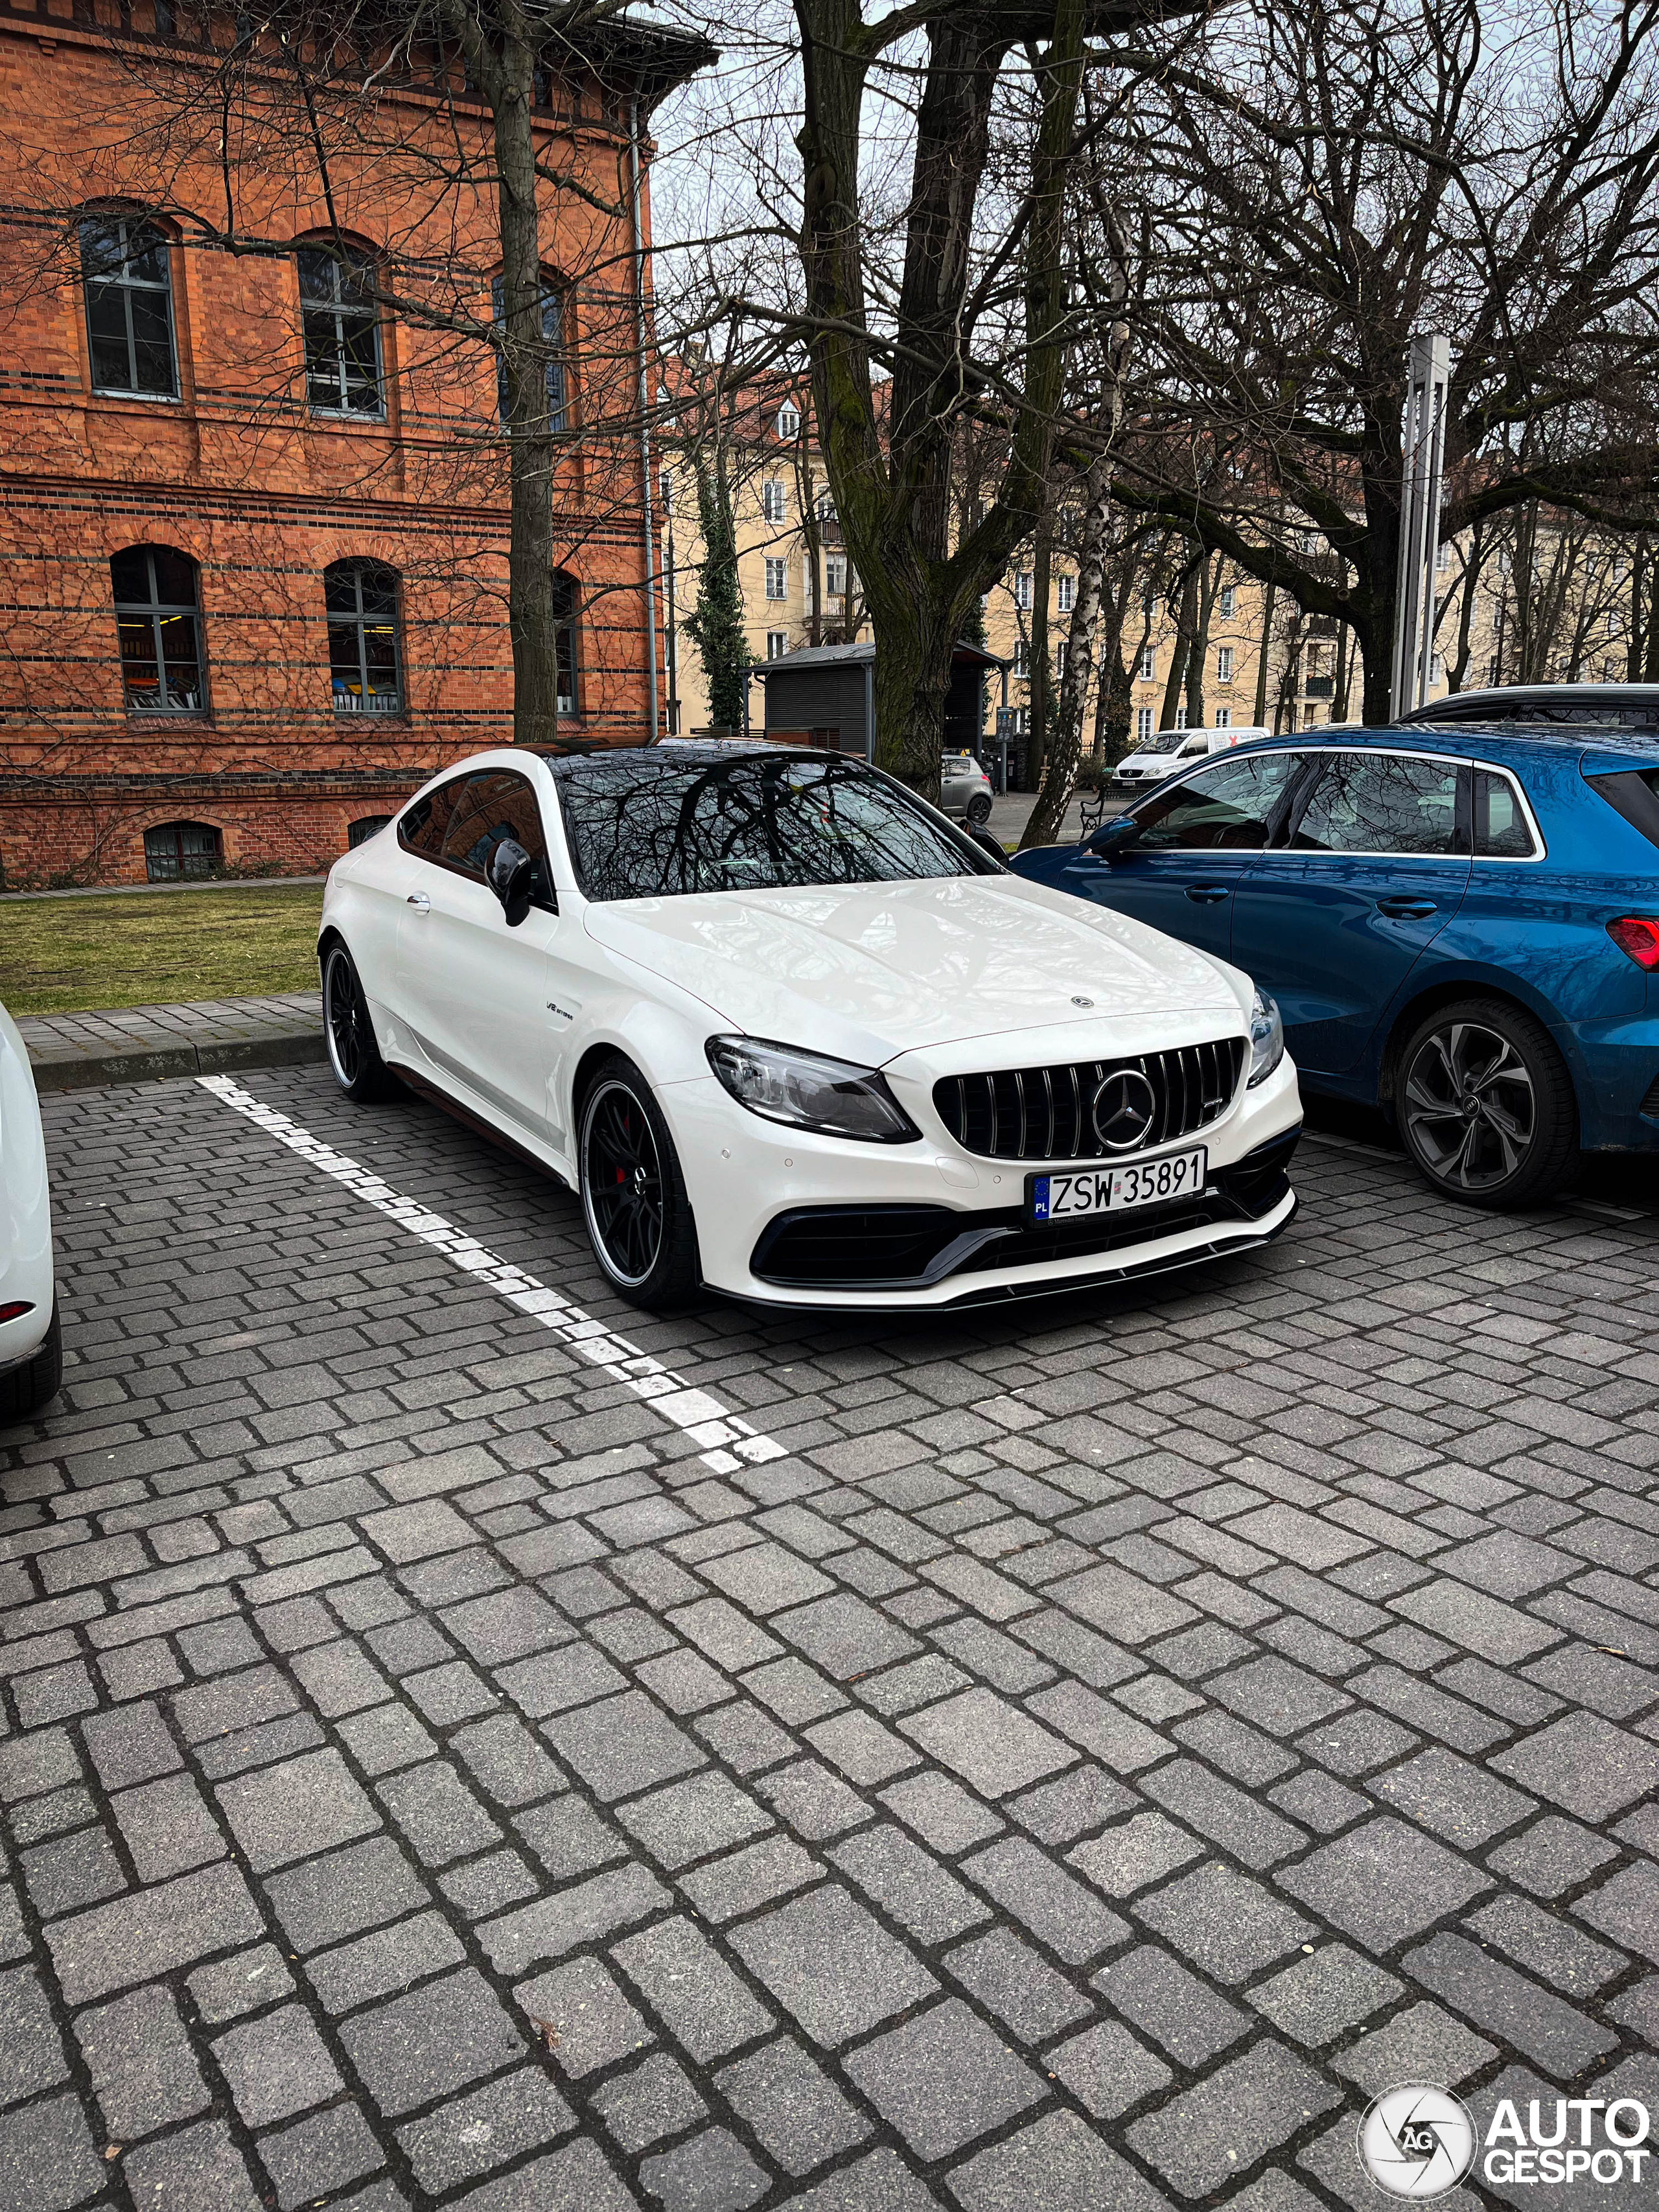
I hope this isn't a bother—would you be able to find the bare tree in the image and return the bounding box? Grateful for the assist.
[1090,0,1659,721]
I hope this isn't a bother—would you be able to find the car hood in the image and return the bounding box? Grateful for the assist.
[582,876,1240,1064]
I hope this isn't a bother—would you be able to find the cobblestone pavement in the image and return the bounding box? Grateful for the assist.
[3,1065,1658,2212]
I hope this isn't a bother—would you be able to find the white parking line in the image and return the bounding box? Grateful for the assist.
[198,1075,787,1478]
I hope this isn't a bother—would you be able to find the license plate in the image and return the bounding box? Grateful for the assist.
[1028,1147,1208,1223]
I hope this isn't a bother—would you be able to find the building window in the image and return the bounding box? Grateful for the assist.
[1303,704,1319,728]
[766,631,788,659]
[825,554,847,596]
[1056,574,1074,612]
[1012,640,1030,681]
[1216,646,1235,683]
[1219,585,1236,619]
[144,821,221,881]
[1136,706,1154,741]
[553,568,579,716]
[1139,642,1156,681]
[1430,651,1444,683]
[1214,707,1231,728]
[761,479,787,524]
[347,815,391,848]
[297,245,383,417]
[1014,572,1033,610]
[1056,641,1070,680]
[493,277,568,434]
[1436,541,1452,572]
[325,562,402,714]
[765,557,787,601]
[1175,706,1188,729]
[776,402,800,439]
[111,546,205,713]
[80,215,178,398]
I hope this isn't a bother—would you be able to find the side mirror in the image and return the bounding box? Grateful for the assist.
[1084,813,1141,858]
[487,837,535,927]
[965,824,1008,867]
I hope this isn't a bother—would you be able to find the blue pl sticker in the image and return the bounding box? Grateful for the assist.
[1032,1178,1051,1221]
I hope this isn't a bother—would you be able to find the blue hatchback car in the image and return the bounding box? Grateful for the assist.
[1010,725,1659,1208]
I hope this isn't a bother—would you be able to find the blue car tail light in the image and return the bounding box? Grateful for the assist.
[1607,916,1659,971]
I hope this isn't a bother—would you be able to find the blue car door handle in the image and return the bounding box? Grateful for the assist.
[1376,896,1439,919]
[1185,884,1231,904]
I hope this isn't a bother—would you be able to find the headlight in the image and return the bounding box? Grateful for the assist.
[706,1035,922,1143]
[1246,989,1284,1088]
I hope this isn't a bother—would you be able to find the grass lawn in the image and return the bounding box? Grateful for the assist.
[0,886,325,1017]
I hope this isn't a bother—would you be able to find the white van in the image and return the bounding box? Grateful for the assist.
[1111,724,1272,791]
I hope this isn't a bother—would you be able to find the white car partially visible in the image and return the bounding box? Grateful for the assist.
[1114,725,1270,791]
[318,745,1301,1312]
[0,1001,60,1420]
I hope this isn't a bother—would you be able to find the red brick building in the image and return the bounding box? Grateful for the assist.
[0,3,701,885]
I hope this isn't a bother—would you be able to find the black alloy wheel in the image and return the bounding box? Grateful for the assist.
[322,943,400,1102]
[579,1056,701,1309]
[1397,996,1575,1209]
[966,792,993,827]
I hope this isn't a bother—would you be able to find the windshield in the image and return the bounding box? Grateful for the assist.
[549,752,990,902]
[1128,732,1176,754]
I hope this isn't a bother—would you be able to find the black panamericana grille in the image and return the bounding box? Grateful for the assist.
[933,1039,1247,1162]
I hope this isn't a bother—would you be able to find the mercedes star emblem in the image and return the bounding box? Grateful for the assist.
[1071,995,1095,1007]
[1091,1067,1158,1151]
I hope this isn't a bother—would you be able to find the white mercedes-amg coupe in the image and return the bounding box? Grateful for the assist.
[318,745,1301,1311]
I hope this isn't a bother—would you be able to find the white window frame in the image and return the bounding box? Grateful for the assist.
[1014,572,1033,611]
[761,479,786,524]
[763,557,787,602]
[1218,585,1236,620]
[1135,706,1154,741]
[1139,643,1156,681]
[766,630,788,659]
[776,403,800,439]
[1216,646,1234,684]
[825,553,847,596]
[1214,708,1231,728]
[1056,574,1074,612]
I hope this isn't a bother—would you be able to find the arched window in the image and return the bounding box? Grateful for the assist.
[144,821,221,881]
[297,244,382,417]
[325,562,402,714]
[553,568,578,717]
[111,546,205,713]
[80,215,178,397]
[347,815,391,848]
[492,275,568,434]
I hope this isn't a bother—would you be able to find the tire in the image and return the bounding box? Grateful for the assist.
[321,942,401,1103]
[578,1054,702,1309]
[966,793,993,827]
[0,1302,62,1422]
[1397,996,1577,1209]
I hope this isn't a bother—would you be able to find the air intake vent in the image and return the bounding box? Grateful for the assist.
[934,1039,1246,1161]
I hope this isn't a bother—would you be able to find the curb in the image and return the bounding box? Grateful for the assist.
[30,1028,326,1094]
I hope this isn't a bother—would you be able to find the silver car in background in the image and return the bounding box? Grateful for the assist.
[940,751,994,824]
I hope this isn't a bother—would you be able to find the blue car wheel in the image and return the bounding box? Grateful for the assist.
[1396,995,1577,1209]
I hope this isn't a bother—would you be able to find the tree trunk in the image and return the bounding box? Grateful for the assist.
[1029,510,1052,788]
[1161,564,1195,727]
[872,612,956,796]
[1252,577,1276,725]
[470,0,561,749]
[1184,553,1219,731]
[1020,454,1112,849]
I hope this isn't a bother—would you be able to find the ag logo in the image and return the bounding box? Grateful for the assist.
[1091,1067,1157,1151]
[1358,2086,1479,2198]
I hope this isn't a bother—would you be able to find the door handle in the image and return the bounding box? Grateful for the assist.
[405,892,430,913]
[1186,885,1231,904]
[1377,896,1437,918]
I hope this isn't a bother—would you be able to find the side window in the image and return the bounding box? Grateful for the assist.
[1134,752,1300,851]
[297,246,383,416]
[441,771,553,902]
[399,777,467,859]
[1177,734,1209,758]
[1290,752,1463,856]
[1472,769,1537,857]
[80,215,178,397]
